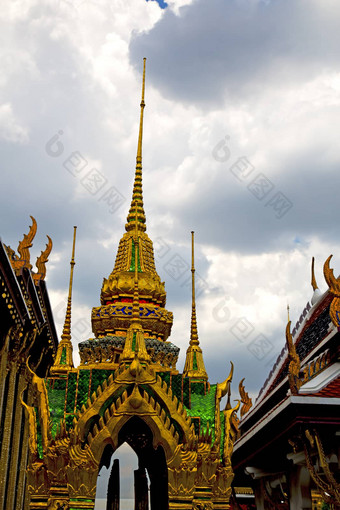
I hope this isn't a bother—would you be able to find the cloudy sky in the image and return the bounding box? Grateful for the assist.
[2,0,340,499]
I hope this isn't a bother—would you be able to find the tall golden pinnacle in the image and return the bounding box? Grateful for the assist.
[95,59,173,340]
[125,57,147,233]
[50,227,77,374]
[183,231,208,380]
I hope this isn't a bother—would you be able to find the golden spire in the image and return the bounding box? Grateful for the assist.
[183,232,208,380]
[125,57,147,233]
[50,227,76,374]
[287,303,290,322]
[94,58,173,343]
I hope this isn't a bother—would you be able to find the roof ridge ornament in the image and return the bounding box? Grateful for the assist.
[33,235,53,282]
[311,256,322,305]
[13,215,37,271]
[286,319,301,395]
[323,254,340,326]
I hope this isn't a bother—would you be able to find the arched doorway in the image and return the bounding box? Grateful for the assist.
[99,416,169,510]
[95,443,138,510]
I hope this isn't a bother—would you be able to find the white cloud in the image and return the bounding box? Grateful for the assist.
[0,103,29,143]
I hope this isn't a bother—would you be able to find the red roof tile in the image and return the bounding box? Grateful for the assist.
[311,376,340,397]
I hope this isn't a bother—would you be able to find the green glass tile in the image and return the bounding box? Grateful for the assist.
[76,370,91,411]
[60,347,67,364]
[171,374,183,402]
[183,377,190,407]
[193,351,198,370]
[66,372,77,414]
[129,241,141,272]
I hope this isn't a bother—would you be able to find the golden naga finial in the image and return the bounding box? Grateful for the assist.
[311,257,322,305]
[323,255,340,327]
[286,320,301,395]
[126,58,147,233]
[33,235,53,282]
[311,256,318,291]
[216,361,234,401]
[183,231,208,380]
[239,378,252,418]
[13,215,37,271]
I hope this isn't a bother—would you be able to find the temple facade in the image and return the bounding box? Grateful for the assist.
[1,59,339,510]
[0,59,239,510]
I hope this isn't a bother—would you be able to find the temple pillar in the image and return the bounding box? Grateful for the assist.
[18,387,33,510]
[287,451,312,510]
[107,459,120,510]
[0,329,10,423]
[5,369,28,509]
[0,363,18,510]
[253,481,265,510]
[134,467,148,510]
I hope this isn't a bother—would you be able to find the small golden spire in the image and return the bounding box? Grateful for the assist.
[183,231,208,381]
[311,256,318,291]
[50,227,76,374]
[190,231,199,345]
[287,303,290,322]
[61,226,77,343]
[126,58,147,233]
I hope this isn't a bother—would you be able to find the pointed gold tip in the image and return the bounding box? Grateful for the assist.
[126,59,147,233]
[287,304,290,322]
[311,256,318,291]
[141,58,146,106]
[190,230,198,343]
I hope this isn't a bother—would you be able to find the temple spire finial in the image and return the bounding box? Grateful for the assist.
[61,226,77,343]
[50,227,76,374]
[126,58,147,233]
[183,231,208,381]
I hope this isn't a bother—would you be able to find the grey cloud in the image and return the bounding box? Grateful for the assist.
[130,0,340,107]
